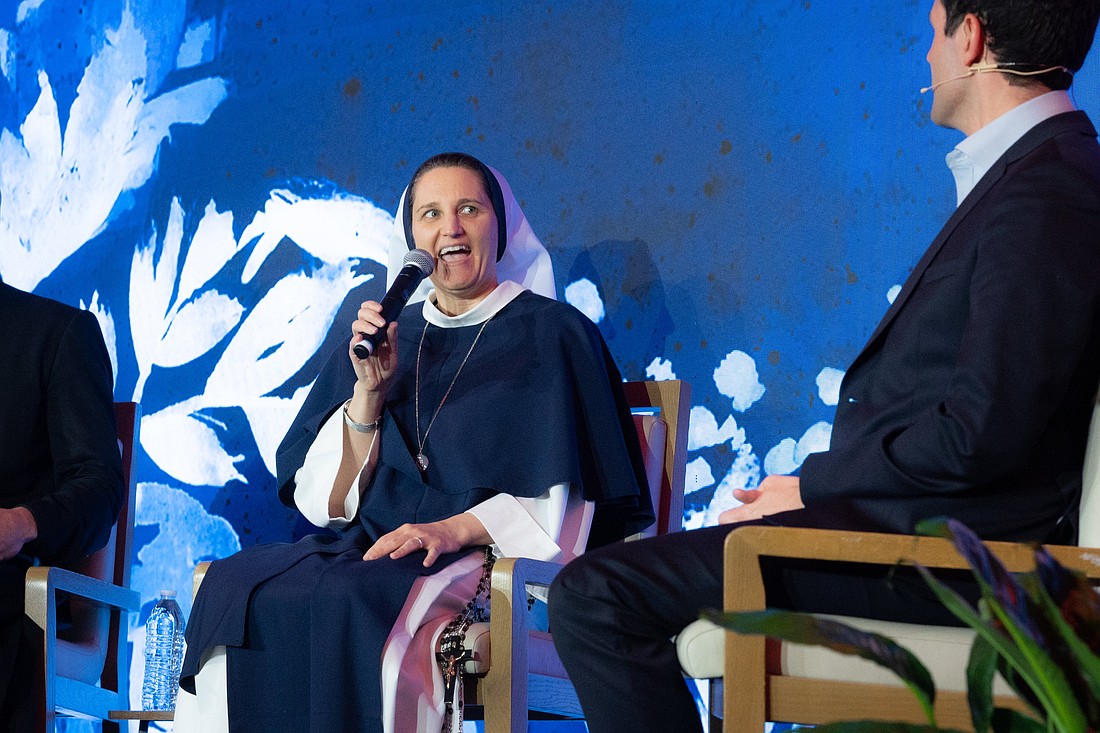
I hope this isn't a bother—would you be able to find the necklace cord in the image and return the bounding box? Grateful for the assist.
[414,315,495,471]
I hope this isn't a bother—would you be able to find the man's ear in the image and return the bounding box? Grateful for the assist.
[959,12,987,68]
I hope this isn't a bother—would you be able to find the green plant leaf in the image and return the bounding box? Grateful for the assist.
[915,519,1093,732]
[916,519,1040,643]
[917,566,1087,733]
[1022,573,1100,726]
[988,707,1047,733]
[967,634,998,733]
[986,595,1090,733]
[703,608,937,724]
[1033,546,1100,655]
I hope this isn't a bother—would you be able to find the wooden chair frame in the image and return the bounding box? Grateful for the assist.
[25,402,142,732]
[477,379,691,733]
[722,525,1100,730]
[190,380,691,733]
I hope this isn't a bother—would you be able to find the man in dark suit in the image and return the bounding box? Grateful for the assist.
[0,278,125,732]
[548,2,1100,731]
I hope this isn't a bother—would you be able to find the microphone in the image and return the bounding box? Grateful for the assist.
[353,249,435,359]
[920,62,1071,94]
[920,71,976,94]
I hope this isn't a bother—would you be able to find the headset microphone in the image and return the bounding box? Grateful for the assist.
[920,71,977,94]
[920,62,1071,94]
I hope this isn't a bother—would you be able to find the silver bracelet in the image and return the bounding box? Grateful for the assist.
[342,399,381,433]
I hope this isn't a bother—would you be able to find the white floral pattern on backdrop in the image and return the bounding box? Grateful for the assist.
[9,2,1093,728]
[1,1,398,716]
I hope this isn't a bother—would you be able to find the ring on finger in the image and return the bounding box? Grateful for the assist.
[413,537,424,549]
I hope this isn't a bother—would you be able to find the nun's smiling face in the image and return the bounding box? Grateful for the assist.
[411,165,500,316]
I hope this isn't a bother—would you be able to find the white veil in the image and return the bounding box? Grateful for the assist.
[384,163,557,303]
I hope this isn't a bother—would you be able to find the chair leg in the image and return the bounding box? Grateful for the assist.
[706,678,723,733]
[25,617,51,733]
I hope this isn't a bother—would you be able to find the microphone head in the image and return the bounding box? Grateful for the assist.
[404,248,436,276]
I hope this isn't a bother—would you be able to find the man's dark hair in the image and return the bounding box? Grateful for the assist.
[942,0,1100,89]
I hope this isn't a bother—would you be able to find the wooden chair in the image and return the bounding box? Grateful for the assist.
[471,379,691,733]
[190,380,691,732]
[25,402,142,733]
[695,389,1100,731]
[720,526,1100,730]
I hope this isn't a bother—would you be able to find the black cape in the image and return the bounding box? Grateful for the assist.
[181,290,652,732]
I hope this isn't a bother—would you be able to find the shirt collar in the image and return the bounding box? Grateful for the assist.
[946,90,1075,206]
[421,280,526,327]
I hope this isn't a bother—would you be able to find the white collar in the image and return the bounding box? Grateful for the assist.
[421,280,526,328]
[947,90,1075,206]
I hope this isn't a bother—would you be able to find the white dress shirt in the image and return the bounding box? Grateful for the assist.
[947,90,1076,206]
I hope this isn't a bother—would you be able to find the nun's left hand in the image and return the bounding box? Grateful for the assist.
[364,513,492,567]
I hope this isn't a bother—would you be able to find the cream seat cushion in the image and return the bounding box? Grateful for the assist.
[675,615,1013,696]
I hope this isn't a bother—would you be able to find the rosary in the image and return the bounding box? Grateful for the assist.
[438,546,495,733]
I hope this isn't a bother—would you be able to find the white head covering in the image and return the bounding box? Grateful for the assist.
[385,160,557,303]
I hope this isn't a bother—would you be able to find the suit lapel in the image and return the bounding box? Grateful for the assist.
[848,111,1096,371]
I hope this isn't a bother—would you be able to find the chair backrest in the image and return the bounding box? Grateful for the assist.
[471,380,692,731]
[630,413,667,541]
[1080,390,1100,547]
[623,380,691,538]
[62,403,140,676]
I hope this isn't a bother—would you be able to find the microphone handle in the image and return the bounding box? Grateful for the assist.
[352,265,427,358]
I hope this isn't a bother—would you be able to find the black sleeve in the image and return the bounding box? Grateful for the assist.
[23,310,125,564]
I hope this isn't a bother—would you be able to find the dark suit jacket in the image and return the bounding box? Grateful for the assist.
[0,281,124,565]
[799,111,1100,543]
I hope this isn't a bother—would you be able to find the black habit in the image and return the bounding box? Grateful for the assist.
[182,289,652,733]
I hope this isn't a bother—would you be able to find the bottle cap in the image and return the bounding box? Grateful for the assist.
[159,590,177,598]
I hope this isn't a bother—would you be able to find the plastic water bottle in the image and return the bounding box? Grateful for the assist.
[141,590,186,711]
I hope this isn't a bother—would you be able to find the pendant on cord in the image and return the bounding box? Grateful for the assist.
[413,315,495,483]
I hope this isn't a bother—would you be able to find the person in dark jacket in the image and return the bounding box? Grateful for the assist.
[548,2,1100,731]
[0,278,124,733]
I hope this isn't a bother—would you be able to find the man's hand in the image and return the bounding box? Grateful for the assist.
[718,474,804,525]
[0,507,38,561]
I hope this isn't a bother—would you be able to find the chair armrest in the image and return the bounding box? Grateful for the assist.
[483,557,566,722]
[719,525,1100,725]
[723,526,1100,610]
[718,526,978,726]
[26,566,141,615]
[487,557,564,654]
[193,560,212,600]
[500,556,565,591]
[25,565,140,644]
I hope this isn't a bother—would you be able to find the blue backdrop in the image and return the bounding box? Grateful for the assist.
[3,0,1099,720]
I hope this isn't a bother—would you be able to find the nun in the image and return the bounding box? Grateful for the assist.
[175,152,653,733]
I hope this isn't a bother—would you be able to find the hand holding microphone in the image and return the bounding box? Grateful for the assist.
[353,249,435,359]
